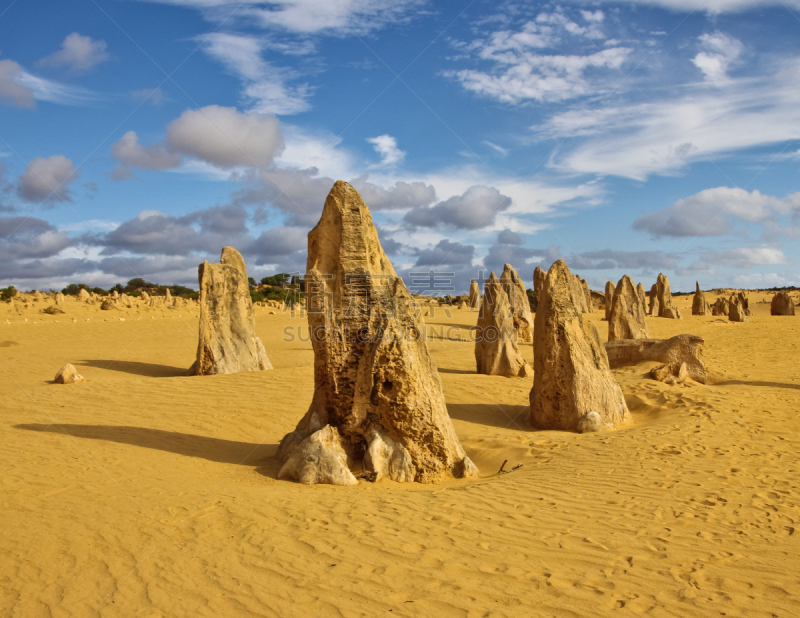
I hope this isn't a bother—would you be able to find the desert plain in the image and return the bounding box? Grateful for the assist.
[1,290,799,617]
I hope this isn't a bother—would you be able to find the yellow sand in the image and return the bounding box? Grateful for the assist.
[1,291,799,617]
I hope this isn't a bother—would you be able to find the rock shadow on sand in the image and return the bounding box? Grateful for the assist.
[716,379,800,390]
[76,359,189,378]
[446,403,536,431]
[15,424,282,478]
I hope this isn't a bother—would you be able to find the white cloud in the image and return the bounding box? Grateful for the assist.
[275,125,357,180]
[366,134,405,168]
[632,187,800,237]
[0,60,35,107]
[200,32,311,114]
[581,10,605,22]
[692,31,743,83]
[483,140,508,156]
[111,131,182,173]
[589,0,800,13]
[733,272,797,287]
[404,185,513,229]
[541,59,800,179]
[166,105,284,168]
[38,33,109,73]
[14,71,100,106]
[130,87,164,105]
[706,246,786,268]
[109,105,285,178]
[146,0,425,35]
[450,46,631,104]
[17,155,80,203]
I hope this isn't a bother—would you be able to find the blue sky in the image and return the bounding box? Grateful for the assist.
[1,0,799,294]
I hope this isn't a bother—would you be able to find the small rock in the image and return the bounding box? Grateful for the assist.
[54,364,86,384]
[577,411,610,433]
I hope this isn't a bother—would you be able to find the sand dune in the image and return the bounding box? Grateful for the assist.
[2,292,800,616]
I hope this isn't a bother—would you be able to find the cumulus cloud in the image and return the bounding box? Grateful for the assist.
[367,135,405,168]
[167,105,284,168]
[0,60,36,108]
[249,226,307,265]
[351,179,436,211]
[110,106,285,179]
[405,185,512,229]
[483,229,538,272]
[38,33,110,73]
[414,239,475,267]
[632,187,800,238]
[0,216,74,261]
[17,155,80,203]
[110,131,182,178]
[100,206,251,256]
[692,32,743,83]
[200,32,311,115]
[182,204,249,235]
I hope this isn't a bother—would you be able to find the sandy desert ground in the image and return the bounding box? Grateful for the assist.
[1,290,799,617]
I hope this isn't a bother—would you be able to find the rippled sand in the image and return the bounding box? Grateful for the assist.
[1,291,799,616]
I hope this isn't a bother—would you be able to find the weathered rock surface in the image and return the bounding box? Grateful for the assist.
[55,292,65,306]
[530,260,630,432]
[771,291,796,316]
[648,284,659,316]
[468,279,480,309]
[475,272,532,378]
[458,300,468,310]
[165,289,172,303]
[54,363,86,384]
[500,263,534,343]
[711,297,730,316]
[657,273,682,319]
[278,181,477,484]
[608,275,649,341]
[604,334,706,383]
[636,282,647,309]
[572,275,589,313]
[581,279,593,312]
[278,424,358,486]
[192,246,272,376]
[577,411,612,433]
[78,288,90,301]
[364,425,416,482]
[650,362,689,386]
[729,296,749,323]
[604,281,615,321]
[533,266,545,295]
[737,291,751,316]
[692,282,710,316]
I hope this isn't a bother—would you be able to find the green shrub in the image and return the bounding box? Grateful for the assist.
[61,283,91,296]
[0,286,16,301]
[261,273,290,287]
